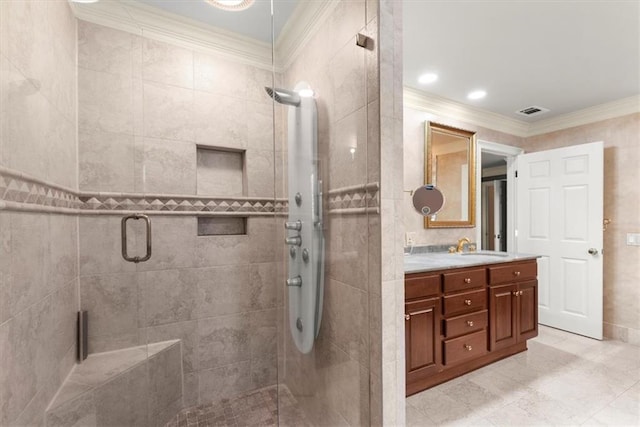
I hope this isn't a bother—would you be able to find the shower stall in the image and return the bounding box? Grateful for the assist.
[0,0,403,425]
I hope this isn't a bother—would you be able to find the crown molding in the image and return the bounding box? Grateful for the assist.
[274,0,340,70]
[403,87,530,137]
[69,0,273,70]
[527,95,640,136]
[404,87,640,138]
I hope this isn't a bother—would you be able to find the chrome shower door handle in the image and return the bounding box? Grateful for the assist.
[121,214,152,263]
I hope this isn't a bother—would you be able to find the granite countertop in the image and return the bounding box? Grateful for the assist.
[404,250,540,274]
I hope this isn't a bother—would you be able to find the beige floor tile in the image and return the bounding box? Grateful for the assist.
[407,327,640,426]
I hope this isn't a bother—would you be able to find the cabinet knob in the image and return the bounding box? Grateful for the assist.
[513,271,521,277]
[464,278,471,284]
[513,290,519,296]
[467,320,474,327]
[464,345,473,351]
[404,314,410,321]
[464,299,472,306]
[519,290,524,296]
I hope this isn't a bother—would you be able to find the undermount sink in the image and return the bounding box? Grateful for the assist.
[460,251,509,257]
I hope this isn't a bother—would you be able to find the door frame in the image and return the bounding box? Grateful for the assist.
[475,140,524,251]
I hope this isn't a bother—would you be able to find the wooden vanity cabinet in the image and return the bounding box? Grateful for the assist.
[405,274,442,384]
[405,259,538,395]
[488,261,538,351]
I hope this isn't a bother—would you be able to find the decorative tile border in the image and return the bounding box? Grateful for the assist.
[0,167,379,217]
[0,167,82,210]
[78,194,288,214]
[327,182,380,215]
[0,167,285,216]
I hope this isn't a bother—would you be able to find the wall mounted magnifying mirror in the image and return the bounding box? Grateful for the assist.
[412,185,445,217]
[425,122,476,228]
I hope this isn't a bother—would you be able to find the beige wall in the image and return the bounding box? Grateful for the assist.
[77,20,278,409]
[514,113,640,343]
[404,104,640,344]
[0,0,79,425]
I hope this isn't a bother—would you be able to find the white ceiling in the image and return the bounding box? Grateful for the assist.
[404,1,640,122]
[136,0,296,42]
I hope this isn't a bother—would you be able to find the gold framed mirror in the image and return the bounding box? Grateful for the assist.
[424,122,476,228]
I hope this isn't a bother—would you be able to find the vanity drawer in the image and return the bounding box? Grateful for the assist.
[444,310,488,338]
[405,274,441,300]
[489,261,537,285]
[443,289,486,317]
[443,268,486,293]
[444,329,488,365]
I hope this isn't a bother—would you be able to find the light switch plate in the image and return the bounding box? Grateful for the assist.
[626,233,640,246]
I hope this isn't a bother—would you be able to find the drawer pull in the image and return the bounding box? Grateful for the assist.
[404,314,410,321]
[464,278,471,284]
[464,345,473,351]
[513,271,521,277]
[467,320,474,327]
[464,299,472,306]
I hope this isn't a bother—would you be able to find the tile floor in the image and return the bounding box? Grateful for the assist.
[165,385,310,427]
[407,325,640,426]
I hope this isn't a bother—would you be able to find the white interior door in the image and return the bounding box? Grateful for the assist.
[516,141,603,339]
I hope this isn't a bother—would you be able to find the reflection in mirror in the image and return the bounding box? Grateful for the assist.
[425,122,476,228]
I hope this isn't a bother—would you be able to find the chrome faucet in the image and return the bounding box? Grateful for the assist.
[455,237,471,253]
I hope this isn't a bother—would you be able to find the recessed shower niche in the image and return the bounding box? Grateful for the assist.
[197,217,247,236]
[196,146,246,196]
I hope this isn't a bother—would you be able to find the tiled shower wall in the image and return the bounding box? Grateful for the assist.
[0,0,79,425]
[77,21,279,408]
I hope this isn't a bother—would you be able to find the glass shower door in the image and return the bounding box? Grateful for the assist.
[273,1,376,424]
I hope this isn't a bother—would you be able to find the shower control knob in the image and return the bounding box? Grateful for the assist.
[296,318,303,332]
[302,248,309,263]
[285,236,302,246]
[295,192,302,206]
[287,276,302,287]
[289,247,296,259]
[284,220,302,231]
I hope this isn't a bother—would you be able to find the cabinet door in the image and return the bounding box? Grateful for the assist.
[405,298,441,376]
[489,284,517,351]
[517,280,538,341]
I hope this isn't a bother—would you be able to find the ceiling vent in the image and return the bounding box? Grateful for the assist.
[516,106,550,117]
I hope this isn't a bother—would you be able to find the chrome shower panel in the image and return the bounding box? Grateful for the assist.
[270,82,324,354]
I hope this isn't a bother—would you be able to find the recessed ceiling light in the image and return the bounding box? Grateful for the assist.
[418,73,438,84]
[206,0,255,11]
[467,90,487,100]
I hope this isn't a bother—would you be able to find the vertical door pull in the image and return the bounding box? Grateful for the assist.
[121,214,152,263]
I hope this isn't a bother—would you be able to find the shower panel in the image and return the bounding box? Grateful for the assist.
[266,82,324,354]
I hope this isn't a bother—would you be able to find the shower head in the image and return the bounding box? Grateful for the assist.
[265,87,301,107]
